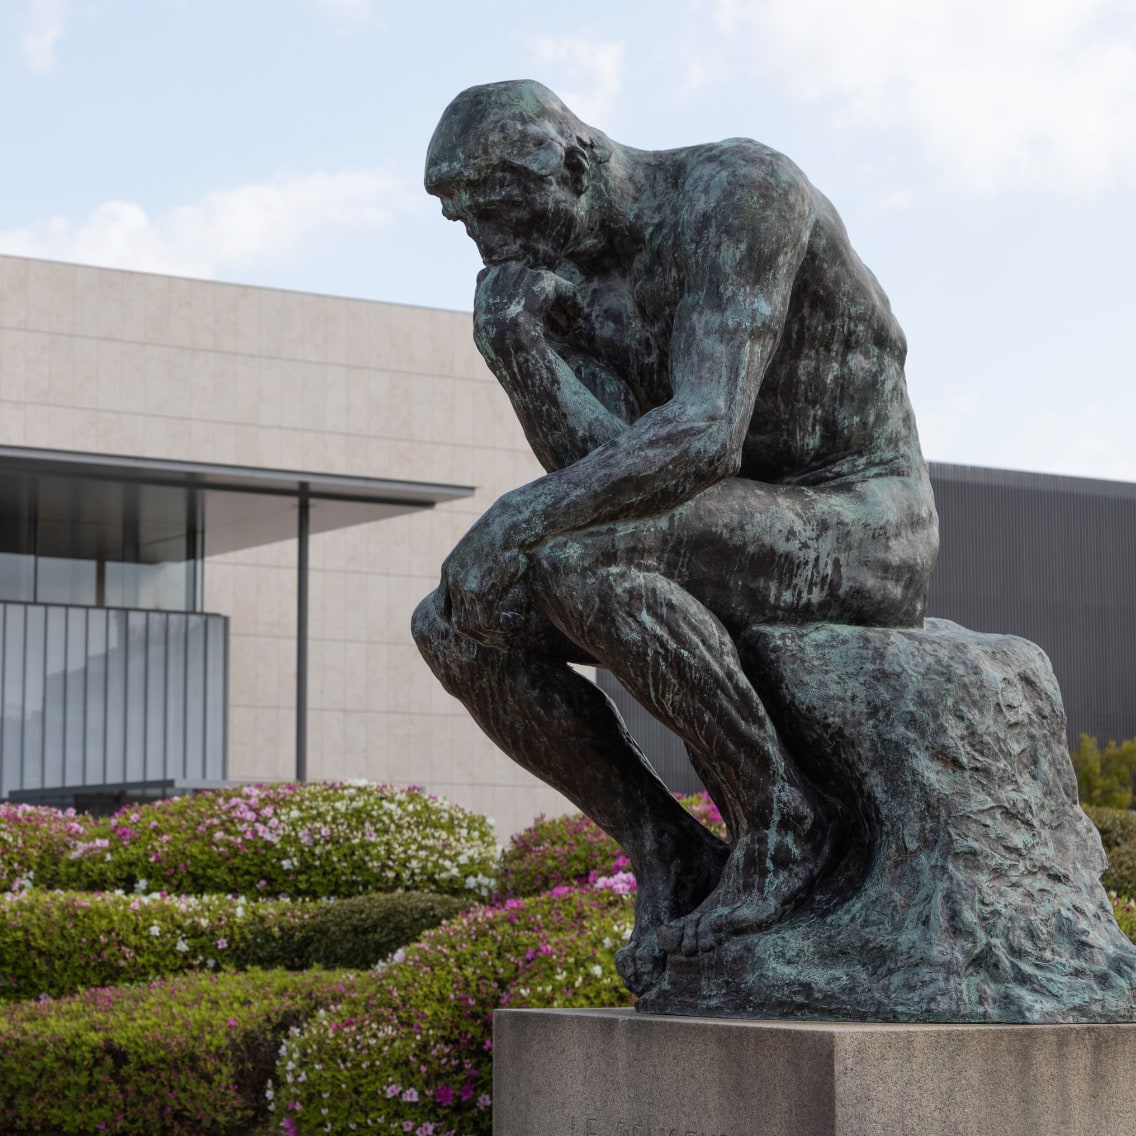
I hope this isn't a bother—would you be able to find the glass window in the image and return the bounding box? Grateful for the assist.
[0,474,202,613]
[0,475,35,602]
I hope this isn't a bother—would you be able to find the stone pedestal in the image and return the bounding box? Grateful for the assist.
[493,1008,1136,1136]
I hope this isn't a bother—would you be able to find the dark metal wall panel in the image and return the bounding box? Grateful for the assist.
[595,669,705,796]
[926,462,1136,748]
[598,463,1136,793]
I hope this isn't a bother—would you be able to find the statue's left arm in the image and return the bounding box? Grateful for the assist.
[439,151,816,642]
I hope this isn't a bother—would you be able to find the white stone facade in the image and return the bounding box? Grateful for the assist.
[0,254,574,836]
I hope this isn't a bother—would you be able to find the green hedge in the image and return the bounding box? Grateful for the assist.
[239,891,471,971]
[0,968,357,1136]
[0,889,469,1001]
[42,782,497,900]
[273,888,634,1136]
[1082,805,1136,898]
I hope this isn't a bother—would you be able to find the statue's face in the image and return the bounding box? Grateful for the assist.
[434,166,582,269]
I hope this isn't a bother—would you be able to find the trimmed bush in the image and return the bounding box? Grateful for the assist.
[1083,804,1136,898]
[1072,734,1136,809]
[1111,893,1136,941]
[47,782,497,900]
[498,791,728,898]
[0,803,89,893]
[273,887,634,1136]
[0,968,357,1136]
[240,891,472,972]
[0,888,470,1001]
[498,812,622,898]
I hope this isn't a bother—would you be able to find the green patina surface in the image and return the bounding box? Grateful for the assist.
[412,80,1136,1020]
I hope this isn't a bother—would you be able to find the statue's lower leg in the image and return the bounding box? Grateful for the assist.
[531,562,832,955]
[411,596,729,992]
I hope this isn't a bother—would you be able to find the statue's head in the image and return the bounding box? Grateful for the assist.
[425,80,611,267]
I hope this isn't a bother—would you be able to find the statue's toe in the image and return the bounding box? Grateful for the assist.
[615,932,665,996]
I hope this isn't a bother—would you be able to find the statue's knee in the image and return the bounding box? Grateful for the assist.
[529,535,583,606]
[411,591,447,664]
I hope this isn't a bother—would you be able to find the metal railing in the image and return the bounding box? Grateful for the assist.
[0,602,228,798]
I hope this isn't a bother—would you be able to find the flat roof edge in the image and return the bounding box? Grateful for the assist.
[0,445,475,506]
[928,461,1136,500]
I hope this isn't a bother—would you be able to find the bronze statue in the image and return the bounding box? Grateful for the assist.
[414,80,1136,1020]
[415,79,936,990]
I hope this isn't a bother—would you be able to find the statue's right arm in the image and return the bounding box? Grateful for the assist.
[472,264,635,472]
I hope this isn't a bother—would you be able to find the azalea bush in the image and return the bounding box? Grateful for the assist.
[1111,893,1136,941]
[0,968,356,1136]
[0,802,89,892]
[0,888,470,1002]
[46,782,497,900]
[272,887,634,1136]
[239,891,470,972]
[498,791,728,898]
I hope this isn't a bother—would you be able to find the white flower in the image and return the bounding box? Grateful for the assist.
[148,924,161,937]
[590,964,604,978]
[206,958,216,969]
[134,879,148,894]
[175,938,189,953]
[281,859,294,871]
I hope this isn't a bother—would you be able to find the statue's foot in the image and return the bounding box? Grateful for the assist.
[615,821,730,996]
[656,792,830,957]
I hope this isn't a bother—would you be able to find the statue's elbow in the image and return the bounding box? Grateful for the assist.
[713,446,744,481]
[698,423,743,482]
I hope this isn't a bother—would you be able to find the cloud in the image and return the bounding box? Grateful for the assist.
[0,169,411,279]
[527,35,625,123]
[710,0,1136,194]
[21,0,68,73]
[312,0,373,19]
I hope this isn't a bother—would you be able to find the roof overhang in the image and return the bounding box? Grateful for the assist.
[0,445,475,555]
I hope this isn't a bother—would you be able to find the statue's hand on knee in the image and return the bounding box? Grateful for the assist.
[436,509,531,649]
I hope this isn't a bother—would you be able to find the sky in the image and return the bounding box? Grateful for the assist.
[1,0,1134,480]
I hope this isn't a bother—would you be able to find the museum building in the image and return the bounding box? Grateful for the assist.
[0,253,1132,831]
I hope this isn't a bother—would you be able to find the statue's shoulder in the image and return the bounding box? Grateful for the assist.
[673,139,815,240]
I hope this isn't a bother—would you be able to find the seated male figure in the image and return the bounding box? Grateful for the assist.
[414,80,939,991]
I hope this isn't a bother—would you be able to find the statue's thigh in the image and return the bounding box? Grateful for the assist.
[541,477,928,634]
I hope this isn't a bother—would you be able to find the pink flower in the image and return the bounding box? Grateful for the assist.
[477,1094,492,1109]
[216,938,227,950]
[434,1085,454,1106]
[460,1084,474,1102]
[385,1084,401,1099]
[401,1088,419,1102]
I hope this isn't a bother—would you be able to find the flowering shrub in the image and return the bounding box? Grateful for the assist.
[0,802,89,892]
[0,968,357,1135]
[0,888,471,1001]
[1111,893,1136,941]
[273,887,634,1135]
[0,888,273,1000]
[498,791,728,898]
[48,782,497,900]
